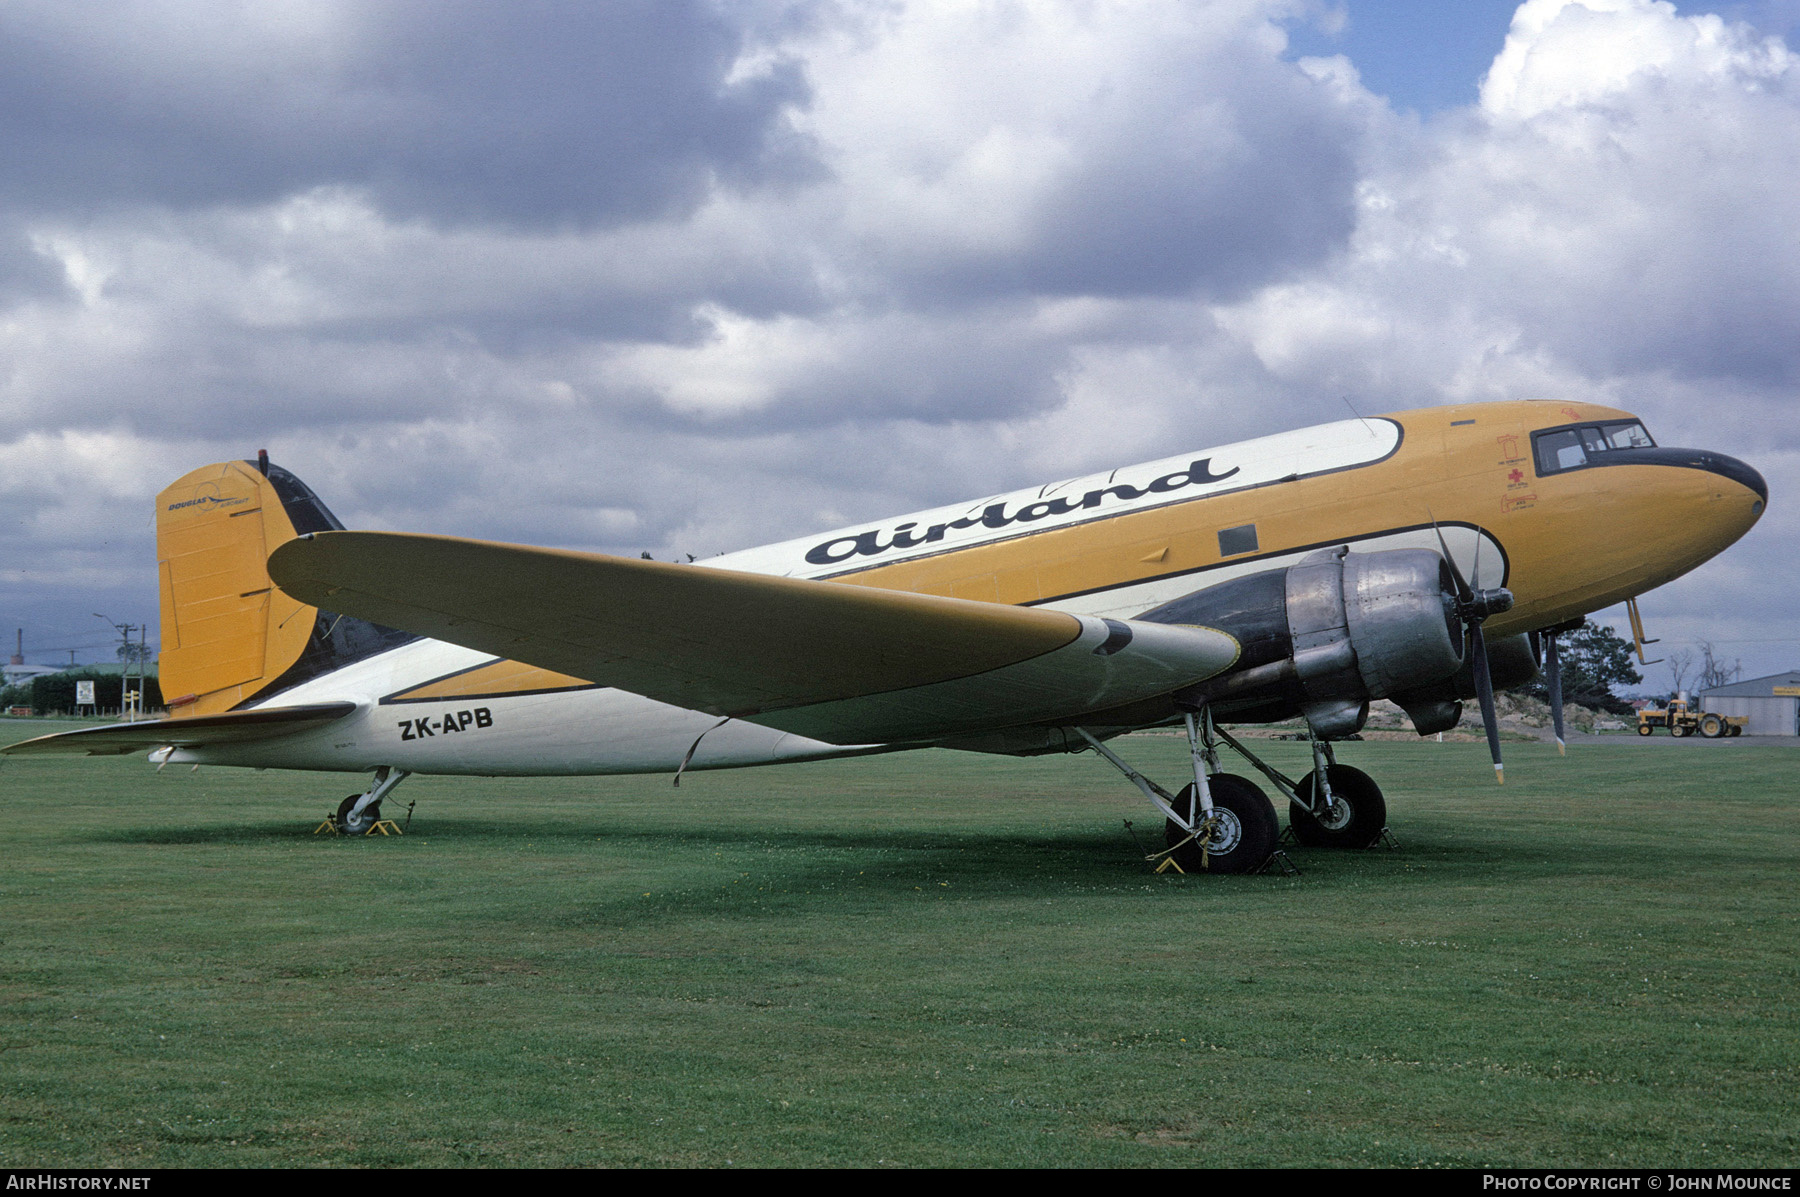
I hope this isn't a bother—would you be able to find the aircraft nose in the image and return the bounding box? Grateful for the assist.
[1608,445,1767,513]
[1663,446,1768,557]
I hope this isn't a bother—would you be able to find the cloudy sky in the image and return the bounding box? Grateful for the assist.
[2,0,1796,689]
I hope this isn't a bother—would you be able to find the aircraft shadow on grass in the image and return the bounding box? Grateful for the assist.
[74,816,1707,901]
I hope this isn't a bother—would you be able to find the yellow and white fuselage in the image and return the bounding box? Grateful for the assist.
[7,400,1765,778]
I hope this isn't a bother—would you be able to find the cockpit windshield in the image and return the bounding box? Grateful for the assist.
[1532,420,1656,475]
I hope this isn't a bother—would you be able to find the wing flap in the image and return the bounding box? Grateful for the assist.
[1,702,357,757]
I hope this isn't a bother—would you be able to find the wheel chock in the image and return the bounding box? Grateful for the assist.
[1254,849,1300,876]
[1153,856,1186,875]
[313,816,405,836]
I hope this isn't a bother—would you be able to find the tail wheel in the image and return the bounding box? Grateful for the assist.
[1289,764,1387,849]
[1164,774,1278,874]
[336,795,382,835]
[1699,714,1724,738]
[1637,723,1653,736]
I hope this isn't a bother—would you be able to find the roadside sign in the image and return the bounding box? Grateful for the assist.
[1773,686,1800,696]
[75,680,96,706]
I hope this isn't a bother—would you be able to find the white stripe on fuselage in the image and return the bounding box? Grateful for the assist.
[710,418,1400,580]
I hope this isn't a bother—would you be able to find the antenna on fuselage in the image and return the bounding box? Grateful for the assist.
[1341,395,1377,439]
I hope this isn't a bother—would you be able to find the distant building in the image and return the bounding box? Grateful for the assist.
[62,662,158,678]
[2,662,62,688]
[3,660,158,688]
[1698,671,1800,736]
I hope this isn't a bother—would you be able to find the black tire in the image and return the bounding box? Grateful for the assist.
[1672,723,1691,738]
[1164,774,1278,874]
[1699,714,1724,738]
[1637,723,1653,736]
[1289,764,1387,849]
[1729,724,1743,737]
[336,794,382,835]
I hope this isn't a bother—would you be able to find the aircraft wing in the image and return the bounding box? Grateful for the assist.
[268,532,1238,744]
[1,703,358,757]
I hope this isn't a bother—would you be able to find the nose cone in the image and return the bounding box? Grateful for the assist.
[1645,445,1768,563]
[1673,448,1766,506]
[1587,444,1768,591]
[1604,445,1767,514]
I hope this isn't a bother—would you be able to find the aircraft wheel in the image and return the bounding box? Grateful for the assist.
[1289,765,1387,849]
[1699,714,1724,738]
[1164,774,1278,875]
[336,795,382,836]
[1637,724,1653,736]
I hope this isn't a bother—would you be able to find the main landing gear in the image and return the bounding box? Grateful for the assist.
[1077,709,1280,874]
[334,766,411,836]
[1078,708,1390,873]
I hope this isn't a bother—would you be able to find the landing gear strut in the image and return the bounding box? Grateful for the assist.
[1289,765,1386,848]
[336,766,410,836]
[1163,774,1280,873]
[1197,724,1389,850]
[1286,732,1386,849]
[1077,706,1279,874]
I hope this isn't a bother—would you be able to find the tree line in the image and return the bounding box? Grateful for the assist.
[0,670,164,715]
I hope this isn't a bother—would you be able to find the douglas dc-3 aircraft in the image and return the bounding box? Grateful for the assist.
[4,400,1766,872]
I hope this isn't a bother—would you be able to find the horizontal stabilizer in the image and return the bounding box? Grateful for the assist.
[1,702,357,757]
[268,532,1238,743]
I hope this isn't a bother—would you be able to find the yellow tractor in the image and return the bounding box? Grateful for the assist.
[1636,697,1746,738]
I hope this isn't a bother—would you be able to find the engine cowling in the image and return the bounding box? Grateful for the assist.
[1140,546,1467,737]
[1389,631,1540,734]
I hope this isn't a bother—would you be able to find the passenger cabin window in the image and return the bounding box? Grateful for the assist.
[1532,420,1655,476]
[1218,524,1258,557]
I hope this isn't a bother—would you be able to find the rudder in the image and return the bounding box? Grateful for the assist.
[157,457,413,715]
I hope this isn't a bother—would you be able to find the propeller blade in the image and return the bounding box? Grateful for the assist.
[1545,631,1565,756]
[1469,621,1504,784]
[1431,520,1474,603]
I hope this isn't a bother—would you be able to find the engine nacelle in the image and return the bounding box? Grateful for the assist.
[1142,546,1466,737]
[1390,632,1541,734]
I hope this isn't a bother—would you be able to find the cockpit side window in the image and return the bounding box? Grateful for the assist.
[1536,429,1587,473]
[1600,421,1654,449]
[1532,420,1655,476]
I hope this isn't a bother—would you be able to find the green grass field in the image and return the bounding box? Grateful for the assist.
[1,731,1796,1167]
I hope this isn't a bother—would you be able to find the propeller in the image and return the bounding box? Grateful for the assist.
[1433,524,1514,783]
[1544,630,1565,755]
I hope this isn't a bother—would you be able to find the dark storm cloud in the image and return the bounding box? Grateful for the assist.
[0,0,815,227]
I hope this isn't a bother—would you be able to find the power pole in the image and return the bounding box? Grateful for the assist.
[93,614,140,720]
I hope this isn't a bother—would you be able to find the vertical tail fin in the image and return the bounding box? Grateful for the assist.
[157,459,413,715]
